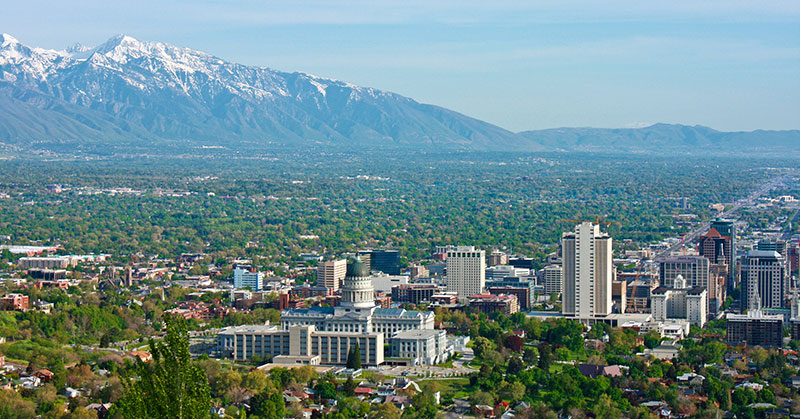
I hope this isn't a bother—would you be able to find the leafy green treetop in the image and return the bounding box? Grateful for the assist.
[115,315,213,419]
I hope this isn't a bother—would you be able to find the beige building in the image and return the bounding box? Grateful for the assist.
[562,222,612,319]
[316,259,347,292]
[446,246,485,302]
[216,324,384,365]
[488,251,509,266]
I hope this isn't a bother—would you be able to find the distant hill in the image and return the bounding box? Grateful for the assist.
[517,124,800,156]
[0,33,797,156]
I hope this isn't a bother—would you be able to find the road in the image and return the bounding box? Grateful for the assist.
[655,175,789,259]
[782,206,800,241]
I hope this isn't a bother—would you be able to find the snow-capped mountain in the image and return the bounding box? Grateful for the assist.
[0,33,524,152]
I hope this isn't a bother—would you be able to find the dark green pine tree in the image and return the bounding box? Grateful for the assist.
[346,343,362,370]
[115,315,213,419]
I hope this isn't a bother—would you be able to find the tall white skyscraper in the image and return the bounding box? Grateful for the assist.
[446,246,485,302]
[561,222,613,318]
[742,250,787,311]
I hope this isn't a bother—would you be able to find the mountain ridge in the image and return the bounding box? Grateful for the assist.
[0,33,797,156]
[517,123,800,154]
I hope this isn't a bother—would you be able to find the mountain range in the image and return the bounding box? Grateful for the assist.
[1,33,798,156]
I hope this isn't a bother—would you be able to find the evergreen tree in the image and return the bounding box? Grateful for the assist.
[343,375,357,396]
[347,343,362,369]
[115,315,212,419]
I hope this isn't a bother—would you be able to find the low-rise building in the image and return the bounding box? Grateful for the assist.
[215,324,384,365]
[18,256,76,269]
[0,294,30,311]
[0,293,29,311]
[233,268,263,291]
[429,293,458,305]
[485,265,530,281]
[727,310,783,348]
[468,293,519,315]
[34,279,69,290]
[390,329,449,366]
[409,264,429,279]
[485,276,535,308]
[488,286,531,310]
[371,275,408,293]
[392,283,437,305]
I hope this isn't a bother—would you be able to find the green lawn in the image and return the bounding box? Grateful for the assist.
[418,377,471,399]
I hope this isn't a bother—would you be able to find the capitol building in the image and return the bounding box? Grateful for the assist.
[216,259,449,366]
[281,259,435,338]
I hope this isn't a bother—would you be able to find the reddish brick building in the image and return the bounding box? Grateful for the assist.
[0,294,29,311]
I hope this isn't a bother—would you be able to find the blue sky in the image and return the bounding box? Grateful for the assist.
[2,0,799,131]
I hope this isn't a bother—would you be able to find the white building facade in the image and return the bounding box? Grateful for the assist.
[233,268,263,291]
[446,246,485,302]
[651,275,708,327]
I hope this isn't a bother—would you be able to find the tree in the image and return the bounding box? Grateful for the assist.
[343,376,357,396]
[538,343,554,371]
[470,390,494,407]
[250,391,286,418]
[368,402,401,419]
[347,343,362,370]
[0,389,37,418]
[212,368,242,398]
[594,394,622,419]
[507,356,525,375]
[643,331,661,349]
[472,336,494,360]
[66,408,99,419]
[523,347,538,364]
[499,381,525,402]
[314,380,336,400]
[115,315,212,419]
[292,365,318,385]
[242,369,269,394]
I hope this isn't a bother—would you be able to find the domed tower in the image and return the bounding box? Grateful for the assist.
[340,258,376,310]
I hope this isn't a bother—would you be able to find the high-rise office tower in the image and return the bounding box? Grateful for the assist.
[757,239,787,256]
[700,219,736,292]
[741,250,787,311]
[371,250,401,275]
[316,259,347,292]
[446,246,485,302]
[659,255,720,311]
[659,255,710,288]
[561,222,613,318]
[358,250,400,275]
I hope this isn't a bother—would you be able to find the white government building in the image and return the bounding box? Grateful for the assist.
[216,259,448,366]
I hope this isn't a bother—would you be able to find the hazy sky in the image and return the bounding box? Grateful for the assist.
[2,0,799,132]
